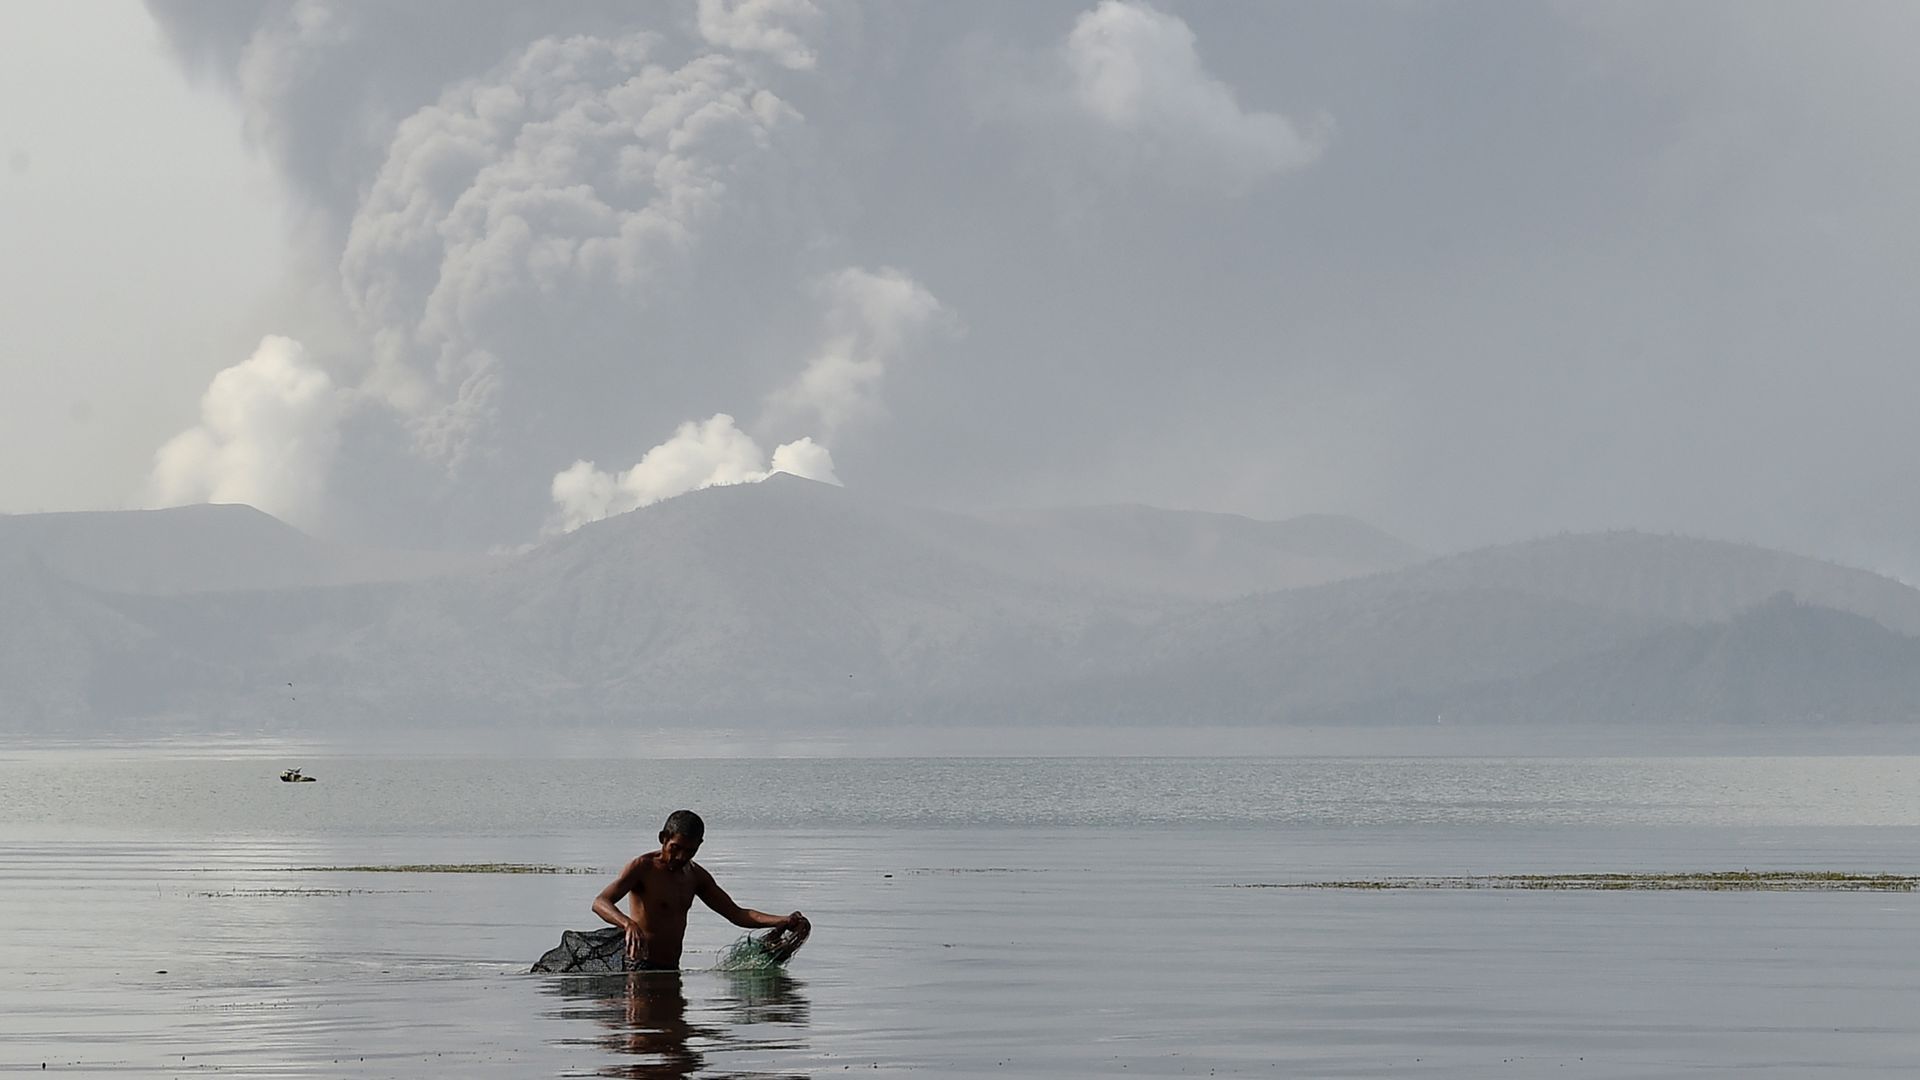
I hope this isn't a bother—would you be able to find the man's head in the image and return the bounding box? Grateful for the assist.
[658,809,705,867]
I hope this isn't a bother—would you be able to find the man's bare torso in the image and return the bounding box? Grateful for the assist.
[625,852,702,967]
[592,821,804,971]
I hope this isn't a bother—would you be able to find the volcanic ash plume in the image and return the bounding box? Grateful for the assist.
[142,5,979,543]
[340,32,806,470]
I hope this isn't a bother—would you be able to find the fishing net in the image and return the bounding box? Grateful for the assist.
[529,927,628,973]
[529,922,809,974]
[715,924,809,972]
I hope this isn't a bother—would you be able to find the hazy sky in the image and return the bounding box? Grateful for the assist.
[4,2,1917,576]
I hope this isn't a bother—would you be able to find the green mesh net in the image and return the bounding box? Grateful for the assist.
[715,924,809,972]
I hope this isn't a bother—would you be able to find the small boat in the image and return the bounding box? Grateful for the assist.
[279,768,317,783]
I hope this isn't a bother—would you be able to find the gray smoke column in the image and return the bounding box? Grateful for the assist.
[141,0,933,544]
[337,30,805,470]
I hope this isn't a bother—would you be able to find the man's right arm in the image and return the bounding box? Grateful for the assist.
[592,858,647,961]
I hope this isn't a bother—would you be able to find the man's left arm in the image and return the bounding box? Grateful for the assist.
[694,865,807,932]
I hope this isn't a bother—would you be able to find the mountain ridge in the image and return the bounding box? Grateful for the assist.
[0,503,498,596]
[3,480,1916,731]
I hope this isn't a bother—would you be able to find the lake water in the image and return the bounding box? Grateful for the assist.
[3,750,1919,1076]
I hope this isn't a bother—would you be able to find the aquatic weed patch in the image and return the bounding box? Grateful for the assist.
[904,867,1047,874]
[1223,871,1918,892]
[280,863,602,874]
[194,887,416,898]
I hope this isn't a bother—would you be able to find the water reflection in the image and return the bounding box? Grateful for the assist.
[543,970,810,1078]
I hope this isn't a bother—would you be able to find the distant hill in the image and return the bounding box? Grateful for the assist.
[976,505,1423,600]
[207,476,1199,724]
[3,480,1918,731]
[0,504,496,595]
[1015,530,1920,726]
[0,560,135,729]
[1385,531,1920,634]
[1444,594,1920,726]
[1035,585,1666,726]
[0,557,237,731]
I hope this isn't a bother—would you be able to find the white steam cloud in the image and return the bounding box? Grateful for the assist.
[549,415,837,533]
[1061,0,1328,193]
[767,266,948,438]
[551,264,944,533]
[696,0,823,71]
[146,336,344,525]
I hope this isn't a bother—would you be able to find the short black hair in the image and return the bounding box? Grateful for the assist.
[661,809,705,843]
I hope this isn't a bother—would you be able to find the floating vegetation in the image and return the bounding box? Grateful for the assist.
[1223,871,1918,892]
[281,863,600,874]
[905,867,1045,875]
[195,887,411,898]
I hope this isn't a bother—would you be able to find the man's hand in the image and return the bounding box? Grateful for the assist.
[763,911,811,963]
[623,920,648,964]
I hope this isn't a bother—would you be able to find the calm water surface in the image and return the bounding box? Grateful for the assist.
[3,753,1919,1076]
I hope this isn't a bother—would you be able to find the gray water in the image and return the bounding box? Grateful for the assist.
[3,751,1919,1076]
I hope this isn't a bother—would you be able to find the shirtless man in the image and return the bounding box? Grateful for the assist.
[591,810,809,971]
